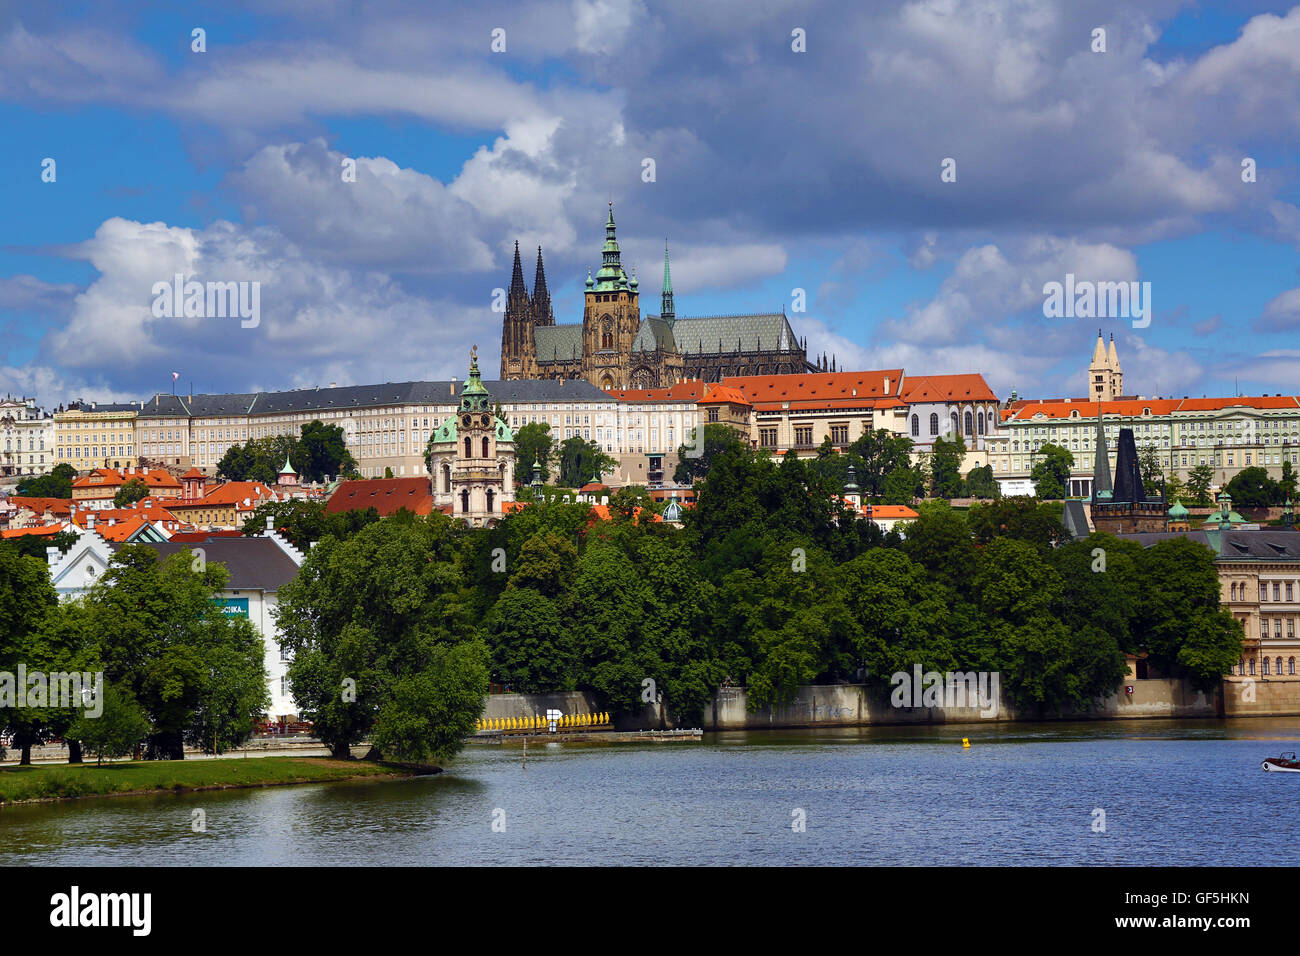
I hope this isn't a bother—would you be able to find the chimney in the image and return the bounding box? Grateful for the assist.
[86,512,95,530]
[450,381,456,395]
[142,467,149,474]
[46,546,60,565]
[883,376,890,393]
[329,382,337,389]
[266,515,275,532]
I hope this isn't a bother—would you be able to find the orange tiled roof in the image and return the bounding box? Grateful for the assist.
[94,515,152,542]
[608,381,706,403]
[8,496,73,515]
[724,370,903,403]
[699,384,752,406]
[1005,395,1299,422]
[180,467,206,479]
[70,501,179,527]
[325,478,434,516]
[858,504,919,519]
[172,481,277,509]
[900,373,998,403]
[73,468,181,490]
[1,525,64,539]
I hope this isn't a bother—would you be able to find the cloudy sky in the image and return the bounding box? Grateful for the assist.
[1,0,1298,407]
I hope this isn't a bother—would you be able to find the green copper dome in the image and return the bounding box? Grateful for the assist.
[1167,499,1189,518]
[430,349,514,445]
[592,202,632,293]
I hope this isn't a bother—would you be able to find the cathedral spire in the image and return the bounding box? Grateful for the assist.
[509,240,528,300]
[533,246,552,324]
[594,201,629,291]
[661,240,675,325]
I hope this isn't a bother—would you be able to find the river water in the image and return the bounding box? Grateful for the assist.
[4,720,1298,866]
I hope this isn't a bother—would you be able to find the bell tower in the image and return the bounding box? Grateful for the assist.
[582,202,640,390]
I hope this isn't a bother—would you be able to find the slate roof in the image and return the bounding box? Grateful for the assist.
[143,377,608,416]
[671,313,797,354]
[135,536,300,590]
[534,326,585,363]
[631,316,676,353]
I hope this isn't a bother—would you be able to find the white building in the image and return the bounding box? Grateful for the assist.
[1,396,55,479]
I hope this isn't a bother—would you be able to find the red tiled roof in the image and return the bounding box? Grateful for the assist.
[1005,395,1300,422]
[723,370,904,405]
[699,384,752,406]
[171,481,277,509]
[8,496,72,515]
[180,467,206,479]
[1,525,64,539]
[73,468,181,490]
[326,478,434,516]
[900,373,999,403]
[608,381,705,403]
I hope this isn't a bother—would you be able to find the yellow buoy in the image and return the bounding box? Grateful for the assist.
[962,737,970,748]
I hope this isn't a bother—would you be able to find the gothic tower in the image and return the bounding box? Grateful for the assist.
[1088,330,1123,402]
[582,202,641,390]
[533,246,554,327]
[501,241,535,380]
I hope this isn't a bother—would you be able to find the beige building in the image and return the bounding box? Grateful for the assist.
[1088,330,1124,402]
[0,397,54,479]
[54,402,138,472]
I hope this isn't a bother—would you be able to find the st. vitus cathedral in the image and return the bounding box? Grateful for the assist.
[500,203,820,388]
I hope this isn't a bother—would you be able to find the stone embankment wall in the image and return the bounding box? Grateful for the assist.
[1222,676,1300,717]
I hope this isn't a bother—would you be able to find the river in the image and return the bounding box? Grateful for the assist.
[4,719,1298,866]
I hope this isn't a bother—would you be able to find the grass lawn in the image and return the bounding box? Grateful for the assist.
[0,757,421,804]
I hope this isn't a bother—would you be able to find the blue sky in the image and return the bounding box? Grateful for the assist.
[1,0,1298,407]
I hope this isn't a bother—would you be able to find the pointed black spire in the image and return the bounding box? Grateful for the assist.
[509,240,528,300]
[533,246,552,325]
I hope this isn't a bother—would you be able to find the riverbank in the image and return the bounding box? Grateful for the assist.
[0,756,436,805]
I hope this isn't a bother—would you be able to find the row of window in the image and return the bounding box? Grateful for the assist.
[911,411,990,439]
[1231,582,1299,602]
[1235,657,1296,676]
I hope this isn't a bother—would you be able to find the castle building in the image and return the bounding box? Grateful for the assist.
[426,349,516,526]
[499,203,815,389]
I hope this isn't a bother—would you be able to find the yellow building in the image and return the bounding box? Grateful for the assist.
[54,402,139,472]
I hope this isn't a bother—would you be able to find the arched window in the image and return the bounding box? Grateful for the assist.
[482,436,490,457]
[1263,657,1271,675]
[911,415,919,437]
[950,414,959,436]
[464,437,472,458]
[601,317,614,350]
[442,463,451,494]
[1278,657,1284,676]
[460,489,470,513]
[929,413,939,436]
[964,411,973,435]
[1290,657,1295,676]
[486,489,495,512]
[1238,657,1245,676]
[977,412,985,436]
[1231,583,1238,601]
[1250,658,1257,675]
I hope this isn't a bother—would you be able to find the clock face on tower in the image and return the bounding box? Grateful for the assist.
[481,414,491,427]
[461,414,472,428]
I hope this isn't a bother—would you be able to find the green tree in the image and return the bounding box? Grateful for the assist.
[1224,466,1280,508]
[1029,443,1073,499]
[81,545,269,758]
[0,547,63,763]
[298,420,356,483]
[673,423,746,485]
[967,498,1065,554]
[963,464,999,499]
[113,477,151,508]
[15,463,76,499]
[1186,464,1214,506]
[276,514,488,762]
[846,428,914,498]
[1164,473,1186,505]
[513,422,554,485]
[929,435,966,498]
[1137,444,1165,496]
[66,686,150,764]
[558,436,615,488]
[217,435,300,483]
[880,465,925,504]
[484,588,573,693]
[1281,460,1297,502]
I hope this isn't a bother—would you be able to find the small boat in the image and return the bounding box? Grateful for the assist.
[1262,752,1300,772]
